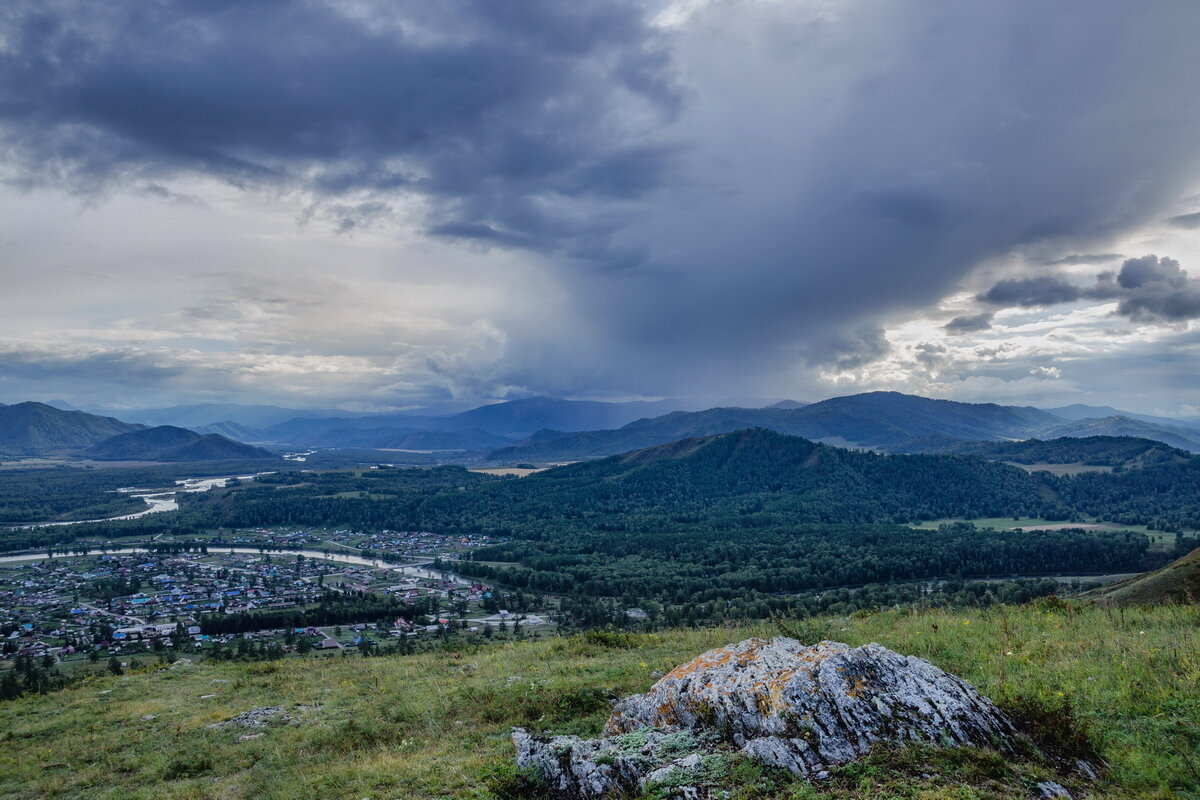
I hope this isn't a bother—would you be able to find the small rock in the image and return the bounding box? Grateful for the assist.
[141,714,156,721]
[199,694,216,699]
[1037,780,1072,798]
[238,733,264,742]
[208,706,291,730]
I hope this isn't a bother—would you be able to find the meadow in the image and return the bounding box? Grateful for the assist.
[0,601,1196,799]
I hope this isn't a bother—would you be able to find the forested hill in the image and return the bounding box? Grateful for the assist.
[202,428,1061,533]
[1036,416,1200,452]
[500,429,1200,531]
[0,402,142,456]
[88,428,1200,538]
[891,435,1192,467]
[501,427,1051,525]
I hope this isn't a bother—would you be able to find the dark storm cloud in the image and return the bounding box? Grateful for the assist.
[0,0,679,249]
[555,0,1200,391]
[977,277,1083,307]
[978,255,1200,323]
[0,346,185,389]
[944,312,994,334]
[1114,255,1187,290]
[1095,255,1200,322]
[799,327,891,372]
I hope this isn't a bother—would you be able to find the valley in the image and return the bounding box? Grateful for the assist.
[2,394,1199,799]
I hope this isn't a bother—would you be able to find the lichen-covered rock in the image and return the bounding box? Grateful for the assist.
[514,637,1029,796]
[207,705,291,730]
[512,727,724,799]
[1037,780,1073,798]
[604,637,1021,776]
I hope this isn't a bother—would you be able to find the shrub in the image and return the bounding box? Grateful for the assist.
[999,692,1099,765]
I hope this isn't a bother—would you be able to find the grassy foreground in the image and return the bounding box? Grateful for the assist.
[1,603,1197,800]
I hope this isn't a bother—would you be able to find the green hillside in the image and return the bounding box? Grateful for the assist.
[0,603,1195,799]
[1090,547,1200,605]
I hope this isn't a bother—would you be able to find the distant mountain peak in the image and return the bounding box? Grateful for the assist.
[82,425,277,461]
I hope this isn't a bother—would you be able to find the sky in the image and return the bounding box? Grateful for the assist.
[3,0,1200,415]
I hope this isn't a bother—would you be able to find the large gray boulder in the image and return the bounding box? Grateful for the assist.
[514,637,1027,797]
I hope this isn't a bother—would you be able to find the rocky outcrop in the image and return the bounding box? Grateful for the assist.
[514,637,1030,797]
[207,705,291,730]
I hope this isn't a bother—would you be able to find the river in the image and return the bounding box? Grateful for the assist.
[20,473,274,528]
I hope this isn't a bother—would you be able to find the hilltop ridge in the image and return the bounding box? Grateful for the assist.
[1089,546,1200,605]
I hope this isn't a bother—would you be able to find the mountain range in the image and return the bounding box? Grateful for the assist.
[0,403,276,461]
[113,403,358,430]
[485,392,1200,463]
[6,392,1200,465]
[0,402,142,456]
[257,396,681,447]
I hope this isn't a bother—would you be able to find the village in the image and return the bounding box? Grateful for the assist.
[0,529,552,675]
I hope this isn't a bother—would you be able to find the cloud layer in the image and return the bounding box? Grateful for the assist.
[3,1,1200,411]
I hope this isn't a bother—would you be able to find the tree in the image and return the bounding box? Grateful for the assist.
[107,657,123,676]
